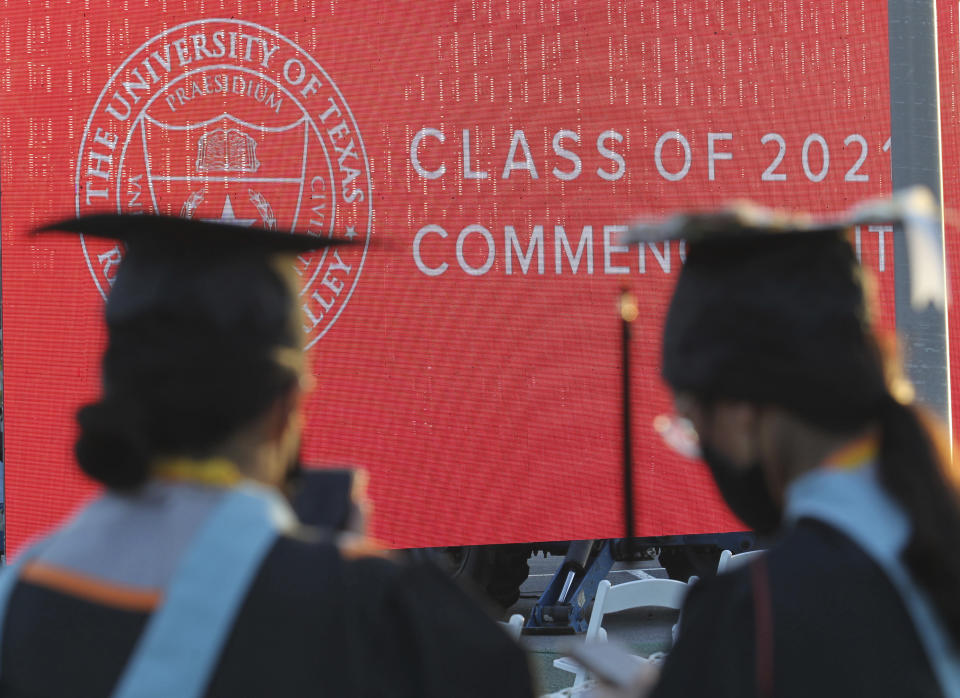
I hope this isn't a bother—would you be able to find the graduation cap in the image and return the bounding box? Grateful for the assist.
[36,211,363,411]
[623,186,945,311]
[622,188,948,432]
[37,213,359,327]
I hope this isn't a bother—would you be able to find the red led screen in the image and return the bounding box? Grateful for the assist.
[1,2,896,551]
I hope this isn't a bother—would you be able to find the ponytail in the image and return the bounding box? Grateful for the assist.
[876,395,960,647]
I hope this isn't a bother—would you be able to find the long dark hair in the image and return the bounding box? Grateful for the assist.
[876,395,960,647]
[75,255,302,490]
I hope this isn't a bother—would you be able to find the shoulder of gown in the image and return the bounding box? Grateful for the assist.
[214,529,535,698]
[651,519,943,698]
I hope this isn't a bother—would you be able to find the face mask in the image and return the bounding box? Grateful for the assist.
[700,444,782,534]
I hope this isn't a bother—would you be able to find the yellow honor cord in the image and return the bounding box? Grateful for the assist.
[823,433,880,470]
[152,457,245,487]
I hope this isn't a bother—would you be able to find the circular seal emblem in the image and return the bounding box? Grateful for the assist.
[75,18,371,347]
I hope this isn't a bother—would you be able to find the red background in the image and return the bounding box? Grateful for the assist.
[0,1,894,551]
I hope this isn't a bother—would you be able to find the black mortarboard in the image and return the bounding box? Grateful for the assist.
[624,187,944,311]
[622,188,943,429]
[37,213,358,328]
[663,226,886,429]
[38,213,350,253]
[38,213,362,461]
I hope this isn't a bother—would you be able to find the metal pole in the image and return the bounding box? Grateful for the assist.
[620,289,638,555]
[888,0,952,427]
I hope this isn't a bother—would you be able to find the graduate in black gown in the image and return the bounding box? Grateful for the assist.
[604,210,960,697]
[0,215,534,698]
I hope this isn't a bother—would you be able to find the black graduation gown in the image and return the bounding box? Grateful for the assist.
[651,518,943,698]
[0,530,534,697]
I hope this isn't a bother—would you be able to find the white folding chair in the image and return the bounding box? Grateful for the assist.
[671,574,699,644]
[553,578,688,688]
[717,548,765,574]
[499,613,525,641]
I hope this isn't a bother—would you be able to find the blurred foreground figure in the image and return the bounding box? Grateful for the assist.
[0,215,533,698]
[624,214,960,697]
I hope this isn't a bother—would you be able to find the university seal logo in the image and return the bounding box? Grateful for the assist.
[75,18,371,346]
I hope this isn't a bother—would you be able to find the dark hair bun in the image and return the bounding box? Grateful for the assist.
[75,401,150,491]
